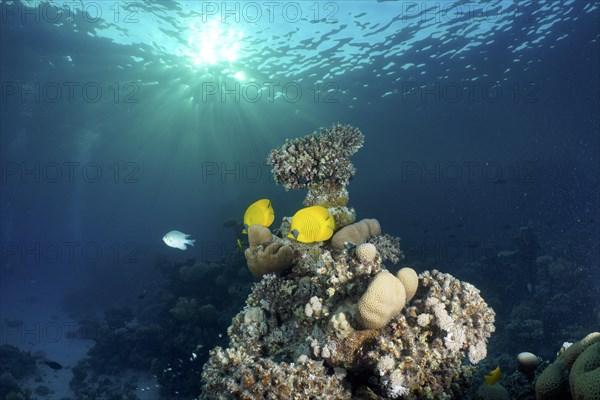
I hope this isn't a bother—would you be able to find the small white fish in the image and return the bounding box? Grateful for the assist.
[163,230,195,250]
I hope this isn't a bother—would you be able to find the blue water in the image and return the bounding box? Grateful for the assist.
[1,1,598,399]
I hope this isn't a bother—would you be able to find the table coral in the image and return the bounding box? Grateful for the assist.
[266,123,364,208]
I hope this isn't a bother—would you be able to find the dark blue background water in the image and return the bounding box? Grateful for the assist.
[0,0,598,397]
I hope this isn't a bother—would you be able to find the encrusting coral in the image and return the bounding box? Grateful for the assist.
[200,125,496,399]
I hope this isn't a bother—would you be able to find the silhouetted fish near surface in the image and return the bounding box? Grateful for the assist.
[43,360,63,370]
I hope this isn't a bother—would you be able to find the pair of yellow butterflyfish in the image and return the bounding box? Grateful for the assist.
[242,199,335,243]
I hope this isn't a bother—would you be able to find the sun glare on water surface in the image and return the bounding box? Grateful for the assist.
[185,20,243,67]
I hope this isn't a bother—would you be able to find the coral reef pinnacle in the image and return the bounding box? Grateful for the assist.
[201,125,496,399]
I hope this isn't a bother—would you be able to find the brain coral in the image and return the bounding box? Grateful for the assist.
[396,267,419,301]
[517,351,540,374]
[331,218,381,249]
[476,383,511,400]
[569,342,600,400]
[357,270,406,330]
[535,332,600,400]
[356,243,377,263]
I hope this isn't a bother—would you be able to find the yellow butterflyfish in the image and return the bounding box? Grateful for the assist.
[288,205,335,243]
[243,199,274,234]
[484,366,501,385]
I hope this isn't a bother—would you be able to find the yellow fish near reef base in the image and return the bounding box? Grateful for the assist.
[288,205,335,243]
[243,199,274,234]
[484,366,501,385]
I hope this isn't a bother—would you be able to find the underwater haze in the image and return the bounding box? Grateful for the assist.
[0,1,599,399]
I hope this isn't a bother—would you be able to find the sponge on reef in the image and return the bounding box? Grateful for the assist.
[356,270,406,330]
[244,224,293,277]
[331,218,381,249]
[245,242,293,278]
[247,224,273,247]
